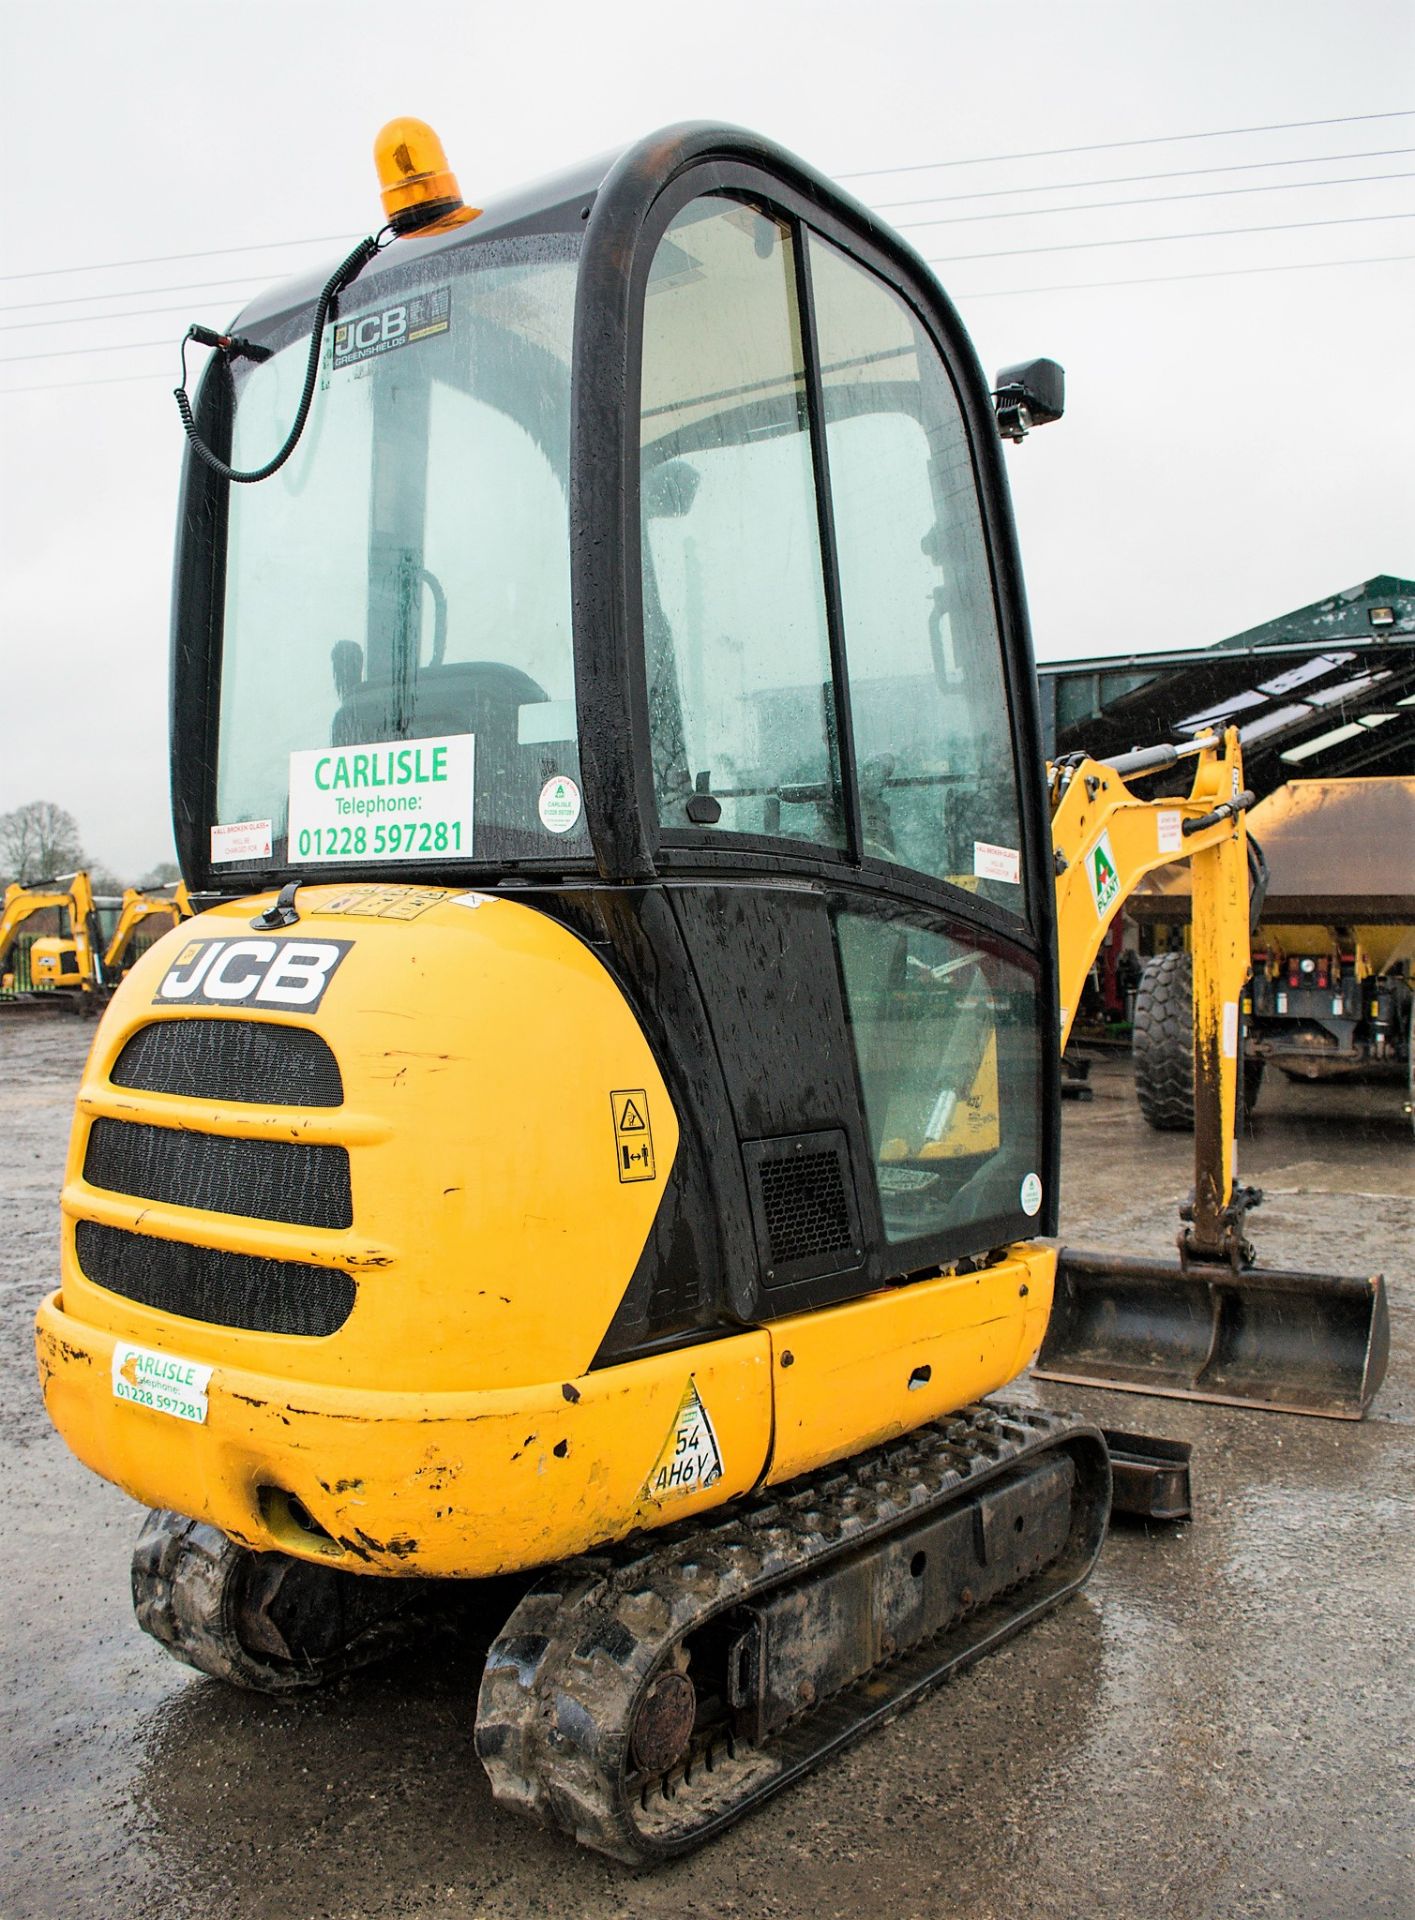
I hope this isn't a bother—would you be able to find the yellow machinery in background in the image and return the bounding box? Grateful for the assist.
[1123,775,1415,1136]
[1,875,191,1009]
[101,882,193,981]
[0,872,104,1006]
[1038,730,1389,1417]
[31,119,1389,1864]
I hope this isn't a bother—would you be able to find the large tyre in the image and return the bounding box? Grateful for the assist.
[1133,951,1195,1131]
[1243,1052,1265,1115]
[1132,952,1261,1130]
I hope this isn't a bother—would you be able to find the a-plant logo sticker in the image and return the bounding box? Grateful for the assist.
[153,937,353,1010]
[1086,831,1121,918]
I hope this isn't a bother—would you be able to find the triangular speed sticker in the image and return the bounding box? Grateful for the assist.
[641,1376,724,1502]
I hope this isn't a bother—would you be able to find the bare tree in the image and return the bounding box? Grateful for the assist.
[0,801,85,887]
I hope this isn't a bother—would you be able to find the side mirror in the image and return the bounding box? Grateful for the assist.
[992,358,1065,442]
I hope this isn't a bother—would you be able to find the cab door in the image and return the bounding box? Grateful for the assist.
[625,161,1057,1316]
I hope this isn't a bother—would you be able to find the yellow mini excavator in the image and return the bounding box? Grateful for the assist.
[2,875,192,1009]
[0,871,105,1007]
[1041,731,1389,1418]
[101,881,193,982]
[34,121,1386,1863]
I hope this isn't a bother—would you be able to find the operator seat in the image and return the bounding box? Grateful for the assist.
[329,652,571,855]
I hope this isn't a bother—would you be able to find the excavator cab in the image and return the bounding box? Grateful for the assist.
[166,122,1062,1305]
[39,123,1103,1863]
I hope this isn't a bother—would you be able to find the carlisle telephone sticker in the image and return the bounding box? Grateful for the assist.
[112,1342,211,1425]
[642,1377,724,1502]
[287,733,475,863]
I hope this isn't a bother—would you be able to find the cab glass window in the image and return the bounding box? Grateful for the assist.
[216,234,586,868]
[639,198,843,848]
[809,234,1025,913]
[835,907,1043,1246]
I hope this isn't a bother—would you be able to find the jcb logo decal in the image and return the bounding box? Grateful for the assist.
[154,938,353,1010]
[332,287,450,370]
[337,307,406,356]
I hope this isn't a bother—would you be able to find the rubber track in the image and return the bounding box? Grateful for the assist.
[1133,950,1195,1131]
[132,1510,318,1691]
[475,1402,1109,1863]
[132,1508,448,1692]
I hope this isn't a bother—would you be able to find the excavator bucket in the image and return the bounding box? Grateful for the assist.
[1034,1248,1391,1419]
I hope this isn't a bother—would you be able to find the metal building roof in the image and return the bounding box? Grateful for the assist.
[1038,576,1415,796]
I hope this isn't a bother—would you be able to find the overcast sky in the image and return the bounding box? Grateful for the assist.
[1,0,1411,878]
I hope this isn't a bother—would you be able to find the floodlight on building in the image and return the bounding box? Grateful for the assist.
[1280,721,1366,765]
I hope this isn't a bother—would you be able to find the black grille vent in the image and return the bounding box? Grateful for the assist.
[743,1130,863,1289]
[110,1020,343,1107]
[84,1119,352,1229]
[75,1220,355,1337]
[759,1151,851,1262]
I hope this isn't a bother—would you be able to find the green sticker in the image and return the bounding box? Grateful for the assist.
[1087,831,1121,917]
[538,774,582,834]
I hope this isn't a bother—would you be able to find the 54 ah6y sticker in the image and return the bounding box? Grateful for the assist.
[154,937,353,1010]
[642,1377,724,1503]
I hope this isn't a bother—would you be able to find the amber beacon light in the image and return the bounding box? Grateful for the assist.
[374,118,480,234]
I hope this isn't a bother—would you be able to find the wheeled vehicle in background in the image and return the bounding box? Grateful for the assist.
[1129,776,1414,1134]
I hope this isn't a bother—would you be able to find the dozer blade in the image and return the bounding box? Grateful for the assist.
[1034,1247,1390,1420]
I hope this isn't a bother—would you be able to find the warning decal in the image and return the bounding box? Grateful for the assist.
[611,1087,656,1183]
[1086,830,1121,918]
[642,1376,723,1502]
[1156,810,1183,856]
[318,885,447,920]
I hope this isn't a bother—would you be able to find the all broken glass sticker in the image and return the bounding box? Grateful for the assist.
[331,285,451,370]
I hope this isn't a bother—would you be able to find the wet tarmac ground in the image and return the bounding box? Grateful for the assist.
[1,1019,1410,1920]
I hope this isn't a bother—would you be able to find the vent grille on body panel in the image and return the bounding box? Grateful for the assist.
[110,1019,343,1106]
[75,1221,355,1337]
[84,1120,352,1230]
[742,1130,863,1289]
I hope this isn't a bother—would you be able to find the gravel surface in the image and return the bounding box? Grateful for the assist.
[1,1018,1410,1920]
